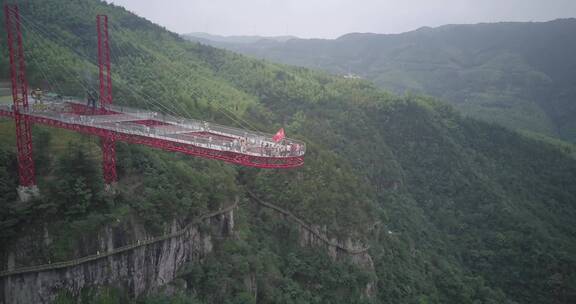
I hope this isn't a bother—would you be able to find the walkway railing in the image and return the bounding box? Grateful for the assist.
[2,100,306,158]
[0,192,368,278]
[0,202,237,278]
[246,190,370,255]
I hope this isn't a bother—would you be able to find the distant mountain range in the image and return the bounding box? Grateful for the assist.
[184,19,576,142]
[182,32,297,45]
[2,2,576,303]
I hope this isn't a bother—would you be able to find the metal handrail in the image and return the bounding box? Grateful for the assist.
[0,202,237,278]
[246,190,370,255]
[7,100,306,158]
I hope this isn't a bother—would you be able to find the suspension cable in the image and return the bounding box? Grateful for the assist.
[109,23,262,131]
[19,12,266,133]
[18,14,180,117]
[107,35,195,118]
[19,22,96,95]
[20,15,186,118]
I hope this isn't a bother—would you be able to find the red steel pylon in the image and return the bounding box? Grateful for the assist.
[97,15,112,109]
[4,4,36,188]
[97,15,117,185]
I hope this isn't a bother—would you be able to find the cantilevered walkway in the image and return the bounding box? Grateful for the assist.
[0,98,305,169]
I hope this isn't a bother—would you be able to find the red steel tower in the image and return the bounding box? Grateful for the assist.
[1,6,305,201]
[96,15,117,186]
[4,4,38,200]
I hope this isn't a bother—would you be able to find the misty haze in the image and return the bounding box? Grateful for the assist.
[0,0,575,303]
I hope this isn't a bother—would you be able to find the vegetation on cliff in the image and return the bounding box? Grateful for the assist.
[0,1,575,303]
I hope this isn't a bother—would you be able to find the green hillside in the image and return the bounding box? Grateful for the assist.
[1,1,576,303]
[189,20,576,143]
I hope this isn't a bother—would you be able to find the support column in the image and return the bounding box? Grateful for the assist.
[102,137,117,187]
[97,14,117,188]
[4,4,38,201]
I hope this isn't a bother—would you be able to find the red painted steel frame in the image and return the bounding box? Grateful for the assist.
[97,15,117,184]
[24,115,305,168]
[0,110,304,168]
[0,109,14,118]
[4,4,36,187]
[0,7,304,188]
[101,137,117,182]
[97,15,112,109]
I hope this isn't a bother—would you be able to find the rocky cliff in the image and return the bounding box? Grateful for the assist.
[1,192,380,303]
[0,204,236,304]
[247,191,377,298]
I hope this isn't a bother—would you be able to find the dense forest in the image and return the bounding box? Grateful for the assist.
[1,1,576,303]
[187,19,576,143]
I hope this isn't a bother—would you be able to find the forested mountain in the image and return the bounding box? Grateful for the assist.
[186,19,576,142]
[1,1,576,303]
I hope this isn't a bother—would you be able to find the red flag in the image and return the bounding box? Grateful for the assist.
[273,128,285,142]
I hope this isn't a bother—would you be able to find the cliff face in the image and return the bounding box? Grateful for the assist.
[298,224,376,299]
[247,191,377,298]
[0,208,235,304]
[0,193,379,303]
[248,192,374,266]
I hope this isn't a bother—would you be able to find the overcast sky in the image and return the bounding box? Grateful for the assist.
[108,0,576,38]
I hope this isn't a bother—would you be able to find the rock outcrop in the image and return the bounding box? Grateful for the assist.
[246,190,377,298]
[0,204,236,304]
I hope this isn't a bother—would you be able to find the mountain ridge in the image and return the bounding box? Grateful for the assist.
[183,32,298,44]
[1,1,576,303]
[187,18,576,142]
